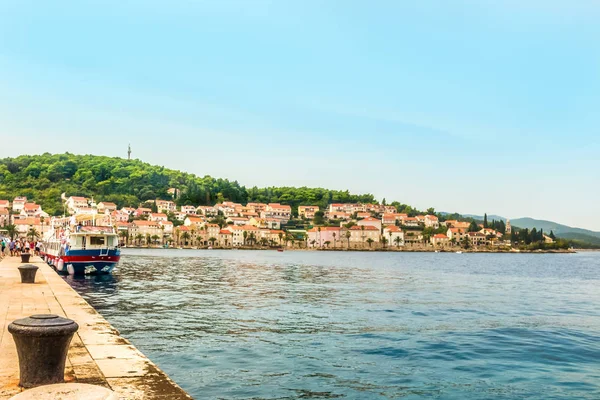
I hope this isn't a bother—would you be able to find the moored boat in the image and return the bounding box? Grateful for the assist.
[41,215,120,275]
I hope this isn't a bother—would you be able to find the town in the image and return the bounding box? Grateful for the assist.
[0,193,559,251]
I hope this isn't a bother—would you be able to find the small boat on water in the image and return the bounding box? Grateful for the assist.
[277,248,284,252]
[455,251,463,254]
[41,215,120,275]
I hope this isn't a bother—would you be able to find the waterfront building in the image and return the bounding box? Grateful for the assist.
[357,217,382,232]
[383,225,404,247]
[348,225,380,244]
[404,231,424,245]
[467,232,487,246]
[14,217,43,237]
[307,226,342,248]
[184,216,204,229]
[446,228,467,244]
[111,210,129,223]
[506,219,512,234]
[0,208,9,226]
[431,233,450,246]
[130,220,162,242]
[218,229,233,247]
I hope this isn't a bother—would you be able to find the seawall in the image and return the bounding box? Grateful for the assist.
[0,255,192,399]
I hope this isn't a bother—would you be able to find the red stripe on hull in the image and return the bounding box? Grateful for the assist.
[63,256,120,263]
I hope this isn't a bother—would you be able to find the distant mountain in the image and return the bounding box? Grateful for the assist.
[510,217,600,239]
[461,214,506,222]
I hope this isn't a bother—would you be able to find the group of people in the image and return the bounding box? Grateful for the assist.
[0,238,42,257]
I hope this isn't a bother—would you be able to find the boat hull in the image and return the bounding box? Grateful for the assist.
[63,249,121,275]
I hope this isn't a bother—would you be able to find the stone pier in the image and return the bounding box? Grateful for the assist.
[0,256,192,399]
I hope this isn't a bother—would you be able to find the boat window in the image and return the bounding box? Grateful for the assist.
[90,236,105,246]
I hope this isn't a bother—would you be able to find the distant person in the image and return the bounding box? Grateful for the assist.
[9,240,15,256]
[1,239,5,256]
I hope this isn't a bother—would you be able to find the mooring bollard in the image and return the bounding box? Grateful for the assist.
[20,252,31,263]
[8,314,79,388]
[17,265,39,284]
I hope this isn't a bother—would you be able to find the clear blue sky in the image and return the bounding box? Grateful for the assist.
[1,1,599,230]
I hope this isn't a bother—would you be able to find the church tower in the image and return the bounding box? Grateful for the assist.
[128,144,131,160]
[505,219,512,234]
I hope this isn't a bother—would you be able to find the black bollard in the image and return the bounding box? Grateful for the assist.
[20,253,31,263]
[8,314,79,388]
[17,265,39,284]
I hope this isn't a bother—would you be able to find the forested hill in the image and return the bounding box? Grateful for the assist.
[0,153,377,216]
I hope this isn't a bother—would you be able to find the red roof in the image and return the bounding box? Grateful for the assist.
[24,203,40,210]
[350,225,379,231]
[219,229,232,234]
[384,225,402,232]
[433,234,448,239]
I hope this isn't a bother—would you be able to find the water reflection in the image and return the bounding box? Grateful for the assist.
[64,249,600,400]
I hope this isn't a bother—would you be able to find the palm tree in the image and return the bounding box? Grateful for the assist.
[243,231,248,246]
[145,233,151,246]
[190,227,196,247]
[388,231,392,248]
[324,240,331,248]
[40,216,45,235]
[278,232,283,245]
[366,238,374,248]
[209,237,217,247]
[260,238,268,247]
[310,239,317,248]
[248,232,256,246]
[28,227,40,241]
[119,230,128,246]
[5,224,17,240]
[181,231,191,246]
[332,232,336,248]
[345,230,351,248]
[151,235,160,246]
[135,233,143,246]
[451,238,457,246]
[381,236,388,248]
[394,236,401,247]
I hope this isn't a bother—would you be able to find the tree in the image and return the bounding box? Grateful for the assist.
[151,234,160,245]
[381,236,388,248]
[324,240,331,248]
[135,233,143,245]
[209,237,217,246]
[483,213,488,228]
[145,233,151,246]
[313,210,325,225]
[468,221,479,232]
[549,230,556,240]
[366,238,374,248]
[310,239,317,247]
[243,231,248,246]
[180,231,191,246]
[345,230,351,248]
[278,232,283,245]
[461,236,470,249]
[332,232,336,248]
[119,230,128,245]
[5,224,17,240]
[28,227,40,241]
[248,232,256,246]
[394,236,401,247]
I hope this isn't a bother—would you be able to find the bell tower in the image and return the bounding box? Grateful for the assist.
[128,144,132,160]
[505,219,511,234]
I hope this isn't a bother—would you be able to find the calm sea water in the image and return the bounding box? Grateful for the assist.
[63,250,600,399]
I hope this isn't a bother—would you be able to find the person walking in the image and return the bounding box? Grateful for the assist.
[9,240,15,256]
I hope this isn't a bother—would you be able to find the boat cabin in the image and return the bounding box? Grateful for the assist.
[70,232,119,250]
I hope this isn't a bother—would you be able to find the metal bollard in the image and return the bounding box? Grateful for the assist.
[17,265,39,284]
[8,314,79,388]
[20,253,31,263]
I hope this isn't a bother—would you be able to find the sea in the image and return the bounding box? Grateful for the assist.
[63,249,600,399]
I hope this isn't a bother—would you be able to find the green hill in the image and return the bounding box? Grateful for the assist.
[0,153,377,216]
[511,217,600,239]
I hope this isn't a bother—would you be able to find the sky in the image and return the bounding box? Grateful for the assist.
[0,1,599,230]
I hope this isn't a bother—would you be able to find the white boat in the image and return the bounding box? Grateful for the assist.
[41,215,120,275]
[456,251,463,254]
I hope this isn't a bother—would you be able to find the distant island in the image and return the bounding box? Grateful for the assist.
[0,153,594,251]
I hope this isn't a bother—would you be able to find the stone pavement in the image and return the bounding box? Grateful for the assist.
[0,255,192,400]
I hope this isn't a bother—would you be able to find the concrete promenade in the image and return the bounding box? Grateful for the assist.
[0,255,192,399]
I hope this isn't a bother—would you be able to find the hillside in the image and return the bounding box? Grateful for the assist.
[0,153,377,216]
[510,218,600,240]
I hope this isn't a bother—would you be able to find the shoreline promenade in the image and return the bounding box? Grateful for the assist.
[0,256,191,399]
